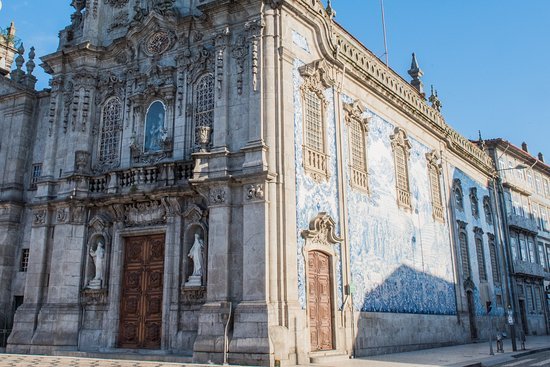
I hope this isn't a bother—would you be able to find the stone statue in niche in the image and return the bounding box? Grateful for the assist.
[144,101,166,152]
[185,233,204,287]
[88,238,106,289]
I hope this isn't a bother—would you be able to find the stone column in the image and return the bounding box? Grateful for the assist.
[229,183,270,364]
[29,205,87,352]
[7,207,51,353]
[193,185,232,363]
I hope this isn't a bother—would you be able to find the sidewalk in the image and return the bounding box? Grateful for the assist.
[300,335,550,367]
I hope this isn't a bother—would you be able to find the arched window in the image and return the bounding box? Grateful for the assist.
[98,97,122,168]
[470,188,480,218]
[483,196,493,225]
[390,127,412,209]
[144,100,166,152]
[458,221,471,279]
[474,227,487,281]
[453,179,464,211]
[194,74,215,148]
[426,151,443,221]
[344,101,369,192]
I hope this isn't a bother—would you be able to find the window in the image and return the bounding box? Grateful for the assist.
[526,285,534,312]
[510,232,519,261]
[546,245,550,269]
[535,173,542,194]
[534,286,542,312]
[426,151,444,221]
[470,188,479,218]
[483,196,493,225]
[30,163,42,189]
[144,100,166,152]
[542,207,548,231]
[20,249,29,272]
[474,228,487,281]
[528,238,536,263]
[537,242,546,267]
[488,234,500,284]
[98,97,122,167]
[344,101,369,192]
[390,127,412,209]
[194,74,215,149]
[458,221,471,279]
[519,234,528,261]
[527,170,534,189]
[299,59,333,181]
[544,178,550,198]
[453,179,464,211]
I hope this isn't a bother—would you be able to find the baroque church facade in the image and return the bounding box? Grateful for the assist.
[0,0,545,365]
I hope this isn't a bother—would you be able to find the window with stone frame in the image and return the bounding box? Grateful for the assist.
[298,59,334,182]
[458,221,471,279]
[194,74,215,149]
[30,163,42,189]
[470,187,480,218]
[453,179,464,211]
[488,234,500,285]
[426,151,444,222]
[98,97,122,167]
[474,227,487,281]
[390,127,412,210]
[344,100,370,192]
[20,248,29,272]
[483,196,493,225]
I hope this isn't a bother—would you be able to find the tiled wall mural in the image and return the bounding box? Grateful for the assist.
[293,60,500,317]
[293,60,343,309]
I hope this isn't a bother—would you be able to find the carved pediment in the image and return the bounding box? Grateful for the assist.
[390,127,412,152]
[343,99,370,131]
[298,59,335,90]
[301,212,343,247]
[425,150,441,172]
[124,200,166,226]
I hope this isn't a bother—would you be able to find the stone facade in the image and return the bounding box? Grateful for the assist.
[483,139,550,337]
[0,1,542,366]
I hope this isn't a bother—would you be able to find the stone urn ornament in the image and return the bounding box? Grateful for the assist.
[197,126,212,152]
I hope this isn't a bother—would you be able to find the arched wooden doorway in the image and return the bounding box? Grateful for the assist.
[308,250,334,351]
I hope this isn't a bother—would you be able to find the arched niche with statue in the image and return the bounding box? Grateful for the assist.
[84,216,112,291]
[181,204,208,295]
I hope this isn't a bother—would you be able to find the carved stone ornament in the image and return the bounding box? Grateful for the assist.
[209,187,227,204]
[246,184,265,201]
[124,200,166,226]
[181,286,206,305]
[298,59,335,92]
[183,204,205,223]
[33,209,47,226]
[80,288,108,305]
[197,125,212,152]
[104,0,128,7]
[343,100,370,131]
[71,205,86,224]
[390,127,412,153]
[425,150,441,171]
[145,31,172,55]
[56,207,68,224]
[301,212,343,248]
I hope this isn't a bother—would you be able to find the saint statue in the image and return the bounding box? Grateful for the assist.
[90,239,105,284]
[188,233,204,277]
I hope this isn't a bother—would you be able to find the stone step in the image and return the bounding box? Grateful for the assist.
[52,350,194,364]
[309,350,351,364]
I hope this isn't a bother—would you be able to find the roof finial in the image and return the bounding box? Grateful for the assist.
[326,0,336,19]
[11,43,26,83]
[408,53,424,97]
[429,85,442,112]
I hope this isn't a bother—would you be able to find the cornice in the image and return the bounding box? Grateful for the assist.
[289,0,495,176]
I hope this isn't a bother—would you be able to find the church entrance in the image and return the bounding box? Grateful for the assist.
[308,251,334,351]
[118,234,165,349]
[466,290,478,340]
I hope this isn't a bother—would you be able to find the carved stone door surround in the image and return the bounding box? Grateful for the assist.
[301,212,342,353]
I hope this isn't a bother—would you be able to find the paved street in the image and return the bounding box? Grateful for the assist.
[493,351,550,367]
[0,355,197,367]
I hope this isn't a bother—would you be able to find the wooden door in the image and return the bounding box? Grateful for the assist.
[467,290,478,340]
[119,234,165,349]
[308,251,334,351]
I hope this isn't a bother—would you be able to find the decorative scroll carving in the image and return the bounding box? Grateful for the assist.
[231,34,248,95]
[124,200,166,226]
[56,207,68,224]
[209,187,227,204]
[81,288,108,305]
[298,59,335,91]
[145,31,172,55]
[246,184,265,201]
[108,11,129,33]
[32,209,47,226]
[301,212,343,248]
[181,287,206,304]
[104,0,128,7]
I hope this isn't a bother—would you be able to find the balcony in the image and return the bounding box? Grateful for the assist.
[507,213,538,234]
[513,259,546,278]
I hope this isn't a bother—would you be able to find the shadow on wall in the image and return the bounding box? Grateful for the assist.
[360,264,457,315]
